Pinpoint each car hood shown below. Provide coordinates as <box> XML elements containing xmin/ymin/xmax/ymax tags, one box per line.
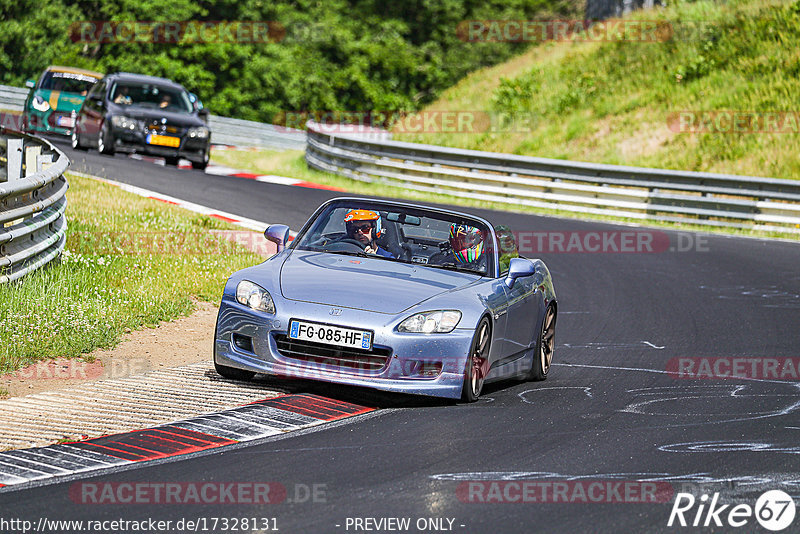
<box><xmin>110</xmin><ymin>106</ymin><xmax>204</xmax><ymax>127</ymax></box>
<box><xmin>279</xmin><ymin>250</ymin><xmax>479</xmax><ymax>314</ymax></box>
<box><xmin>33</xmin><ymin>89</ymin><xmax>86</xmax><ymax>112</ymax></box>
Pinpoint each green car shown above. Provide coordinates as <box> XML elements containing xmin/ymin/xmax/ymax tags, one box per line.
<box><xmin>24</xmin><ymin>66</ymin><xmax>104</xmax><ymax>136</ymax></box>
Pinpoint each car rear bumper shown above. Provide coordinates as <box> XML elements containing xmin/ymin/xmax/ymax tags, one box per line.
<box><xmin>213</xmin><ymin>299</ymin><xmax>474</xmax><ymax>399</ymax></box>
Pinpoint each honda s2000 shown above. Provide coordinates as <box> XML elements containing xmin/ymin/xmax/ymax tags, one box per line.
<box><xmin>214</xmin><ymin>197</ymin><xmax>557</xmax><ymax>402</ymax></box>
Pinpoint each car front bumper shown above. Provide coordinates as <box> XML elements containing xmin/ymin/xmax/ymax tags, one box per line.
<box><xmin>112</xmin><ymin>128</ymin><xmax>209</xmax><ymax>163</ymax></box>
<box><xmin>214</xmin><ymin>298</ymin><xmax>475</xmax><ymax>399</ymax></box>
<box><xmin>25</xmin><ymin>110</ymin><xmax>73</xmax><ymax>136</ymax></box>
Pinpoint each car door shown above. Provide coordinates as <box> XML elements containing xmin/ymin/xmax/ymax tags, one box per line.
<box><xmin>476</xmin><ymin>278</ymin><xmax>510</xmax><ymax>371</ymax></box>
<box><xmin>78</xmin><ymin>80</ymin><xmax>105</xmax><ymax>141</ymax></box>
<box><xmin>495</xmin><ymin>225</ymin><xmax>540</xmax><ymax>364</ymax></box>
<box><xmin>501</xmin><ymin>269</ymin><xmax>540</xmax><ymax>359</ymax></box>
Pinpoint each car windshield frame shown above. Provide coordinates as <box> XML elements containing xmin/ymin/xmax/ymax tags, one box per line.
<box><xmin>38</xmin><ymin>71</ymin><xmax>99</xmax><ymax>95</ymax></box>
<box><xmin>109</xmin><ymin>81</ymin><xmax>194</xmax><ymax>114</ymax></box>
<box><xmin>290</xmin><ymin>199</ymin><xmax>499</xmax><ymax>278</ymax></box>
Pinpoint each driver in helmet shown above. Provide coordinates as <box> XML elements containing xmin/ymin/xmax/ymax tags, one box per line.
<box><xmin>344</xmin><ymin>209</ymin><xmax>395</xmax><ymax>258</ymax></box>
<box><xmin>448</xmin><ymin>223</ymin><xmax>486</xmax><ymax>271</ymax></box>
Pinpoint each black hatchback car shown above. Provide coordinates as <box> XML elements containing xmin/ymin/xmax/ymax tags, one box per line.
<box><xmin>72</xmin><ymin>72</ymin><xmax>211</xmax><ymax>169</ymax></box>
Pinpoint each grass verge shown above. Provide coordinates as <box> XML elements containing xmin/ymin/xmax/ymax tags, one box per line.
<box><xmin>0</xmin><ymin>173</ymin><xmax>262</xmax><ymax>375</ymax></box>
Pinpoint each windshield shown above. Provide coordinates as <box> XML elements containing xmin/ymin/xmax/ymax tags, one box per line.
<box><xmin>109</xmin><ymin>82</ymin><xmax>193</xmax><ymax>113</ymax></box>
<box><xmin>39</xmin><ymin>71</ymin><xmax>98</xmax><ymax>95</ymax></box>
<box><xmin>292</xmin><ymin>201</ymin><xmax>494</xmax><ymax>276</ymax></box>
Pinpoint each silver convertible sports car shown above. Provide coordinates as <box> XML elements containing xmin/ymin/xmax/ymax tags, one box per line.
<box><xmin>214</xmin><ymin>197</ymin><xmax>557</xmax><ymax>402</ymax></box>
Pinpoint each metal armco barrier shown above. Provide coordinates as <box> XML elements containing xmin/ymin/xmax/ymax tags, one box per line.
<box><xmin>207</xmin><ymin>114</ymin><xmax>305</xmax><ymax>150</ymax></box>
<box><xmin>0</xmin><ymin>84</ymin><xmax>28</xmax><ymax>112</ymax></box>
<box><xmin>0</xmin><ymin>129</ymin><xmax>69</xmax><ymax>283</ymax></box>
<box><xmin>305</xmin><ymin>121</ymin><xmax>800</xmax><ymax>233</ymax></box>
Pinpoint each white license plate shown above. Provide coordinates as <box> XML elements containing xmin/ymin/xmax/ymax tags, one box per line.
<box><xmin>57</xmin><ymin>116</ymin><xmax>75</xmax><ymax>127</ymax></box>
<box><xmin>288</xmin><ymin>320</ymin><xmax>373</xmax><ymax>351</ymax></box>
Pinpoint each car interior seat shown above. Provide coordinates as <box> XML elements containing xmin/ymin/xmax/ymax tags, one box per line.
<box><xmin>375</xmin><ymin>220</ymin><xmax>407</xmax><ymax>259</ymax></box>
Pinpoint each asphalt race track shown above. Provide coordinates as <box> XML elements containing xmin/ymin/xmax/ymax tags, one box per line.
<box><xmin>2</xmin><ymin>141</ymin><xmax>799</xmax><ymax>532</ymax></box>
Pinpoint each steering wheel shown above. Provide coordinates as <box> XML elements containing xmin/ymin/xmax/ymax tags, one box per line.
<box><xmin>324</xmin><ymin>238</ymin><xmax>366</xmax><ymax>253</ymax></box>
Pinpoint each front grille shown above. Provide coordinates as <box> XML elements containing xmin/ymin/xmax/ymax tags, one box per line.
<box><xmin>273</xmin><ymin>334</ymin><xmax>391</xmax><ymax>372</ymax></box>
<box><xmin>146</xmin><ymin>122</ymin><xmax>184</xmax><ymax>135</ymax></box>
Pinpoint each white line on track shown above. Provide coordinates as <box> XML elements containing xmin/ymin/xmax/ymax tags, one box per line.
<box><xmin>68</xmin><ymin>171</ymin><xmax>272</xmax><ymax>231</ymax></box>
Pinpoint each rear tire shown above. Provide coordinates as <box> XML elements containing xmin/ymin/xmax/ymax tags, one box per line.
<box><xmin>71</xmin><ymin>130</ymin><xmax>87</xmax><ymax>151</ymax></box>
<box><xmin>164</xmin><ymin>155</ymin><xmax>180</xmax><ymax>166</ymax></box>
<box><xmin>461</xmin><ymin>317</ymin><xmax>491</xmax><ymax>402</ymax></box>
<box><xmin>214</xmin><ymin>360</ymin><xmax>255</xmax><ymax>381</ymax></box>
<box><xmin>528</xmin><ymin>305</ymin><xmax>556</xmax><ymax>381</ymax></box>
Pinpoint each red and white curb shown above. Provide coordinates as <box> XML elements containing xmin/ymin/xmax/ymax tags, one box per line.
<box><xmin>0</xmin><ymin>394</ymin><xmax>373</xmax><ymax>490</ymax></box>
<box><xmin>69</xmin><ymin>171</ymin><xmax>272</xmax><ymax>232</ymax></box>
<box><xmin>127</xmin><ymin>152</ymin><xmax>344</xmax><ymax>191</ymax></box>
<box><xmin>205</xmin><ymin>164</ymin><xmax>344</xmax><ymax>191</ymax></box>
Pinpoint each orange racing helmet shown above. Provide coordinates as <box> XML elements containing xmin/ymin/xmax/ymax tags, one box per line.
<box><xmin>344</xmin><ymin>209</ymin><xmax>383</xmax><ymax>238</ymax></box>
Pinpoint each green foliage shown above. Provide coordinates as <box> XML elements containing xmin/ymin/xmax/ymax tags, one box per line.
<box><xmin>0</xmin><ymin>0</ymin><xmax>582</xmax><ymax>121</ymax></box>
<box><xmin>408</xmin><ymin>0</ymin><xmax>800</xmax><ymax>179</ymax></box>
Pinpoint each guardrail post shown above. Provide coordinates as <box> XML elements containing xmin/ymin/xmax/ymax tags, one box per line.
<box><xmin>6</xmin><ymin>138</ymin><xmax>22</xmax><ymax>181</ymax></box>
<box><xmin>37</xmin><ymin>153</ymin><xmax>54</xmax><ymax>171</ymax></box>
<box><xmin>25</xmin><ymin>144</ymin><xmax>41</xmax><ymax>177</ymax></box>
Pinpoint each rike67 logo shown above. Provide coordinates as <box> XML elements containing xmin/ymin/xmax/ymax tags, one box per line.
<box><xmin>668</xmin><ymin>490</ymin><xmax>796</xmax><ymax>531</ymax></box>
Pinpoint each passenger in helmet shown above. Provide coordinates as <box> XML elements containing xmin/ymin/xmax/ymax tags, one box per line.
<box><xmin>344</xmin><ymin>209</ymin><xmax>395</xmax><ymax>258</ymax></box>
<box><xmin>449</xmin><ymin>223</ymin><xmax>486</xmax><ymax>270</ymax></box>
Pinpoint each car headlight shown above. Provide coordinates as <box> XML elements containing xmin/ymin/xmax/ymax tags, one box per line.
<box><xmin>32</xmin><ymin>95</ymin><xmax>50</xmax><ymax>112</ymax></box>
<box><xmin>111</xmin><ymin>115</ymin><xmax>140</xmax><ymax>130</ymax></box>
<box><xmin>398</xmin><ymin>310</ymin><xmax>461</xmax><ymax>333</ymax></box>
<box><xmin>188</xmin><ymin>126</ymin><xmax>209</xmax><ymax>139</ymax></box>
<box><xmin>236</xmin><ymin>280</ymin><xmax>275</xmax><ymax>314</ymax></box>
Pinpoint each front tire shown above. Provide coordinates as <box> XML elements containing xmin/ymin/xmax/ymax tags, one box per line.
<box><xmin>98</xmin><ymin>123</ymin><xmax>114</xmax><ymax>155</ymax></box>
<box><xmin>214</xmin><ymin>360</ymin><xmax>255</xmax><ymax>381</ymax></box>
<box><xmin>528</xmin><ymin>305</ymin><xmax>556</xmax><ymax>381</ymax></box>
<box><xmin>461</xmin><ymin>317</ymin><xmax>491</xmax><ymax>402</ymax></box>
<box><xmin>191</xmin><ymin>150</ymin><xmax>209</xmax><ymax>170</ymax></box>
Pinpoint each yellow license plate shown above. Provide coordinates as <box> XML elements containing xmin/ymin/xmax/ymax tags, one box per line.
<box><xmin>148</xmin><ymin>134</ymin><xmax>180</xmax><ymax>148</ymax></box>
